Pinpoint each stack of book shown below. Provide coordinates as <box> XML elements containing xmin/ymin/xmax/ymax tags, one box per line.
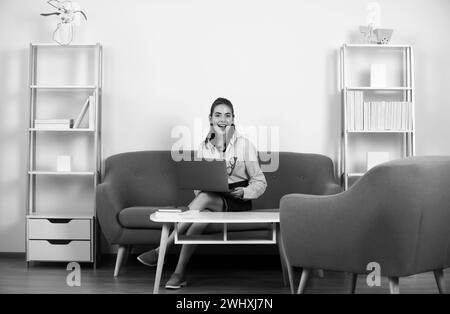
<box><xmin>34</xmin><ymin>119</ymin><xmax>74</xmax><ymax>129</ymax></box>
<box><xmin>346</xmin><ymin>91</ymin><xmax>413</xmax><ymax>131</ymax></box>
<box><xmin>364</xmin><ymin>101</ymin><xmax>413</xmax><ymax>131</ymax></box>
<box><xmin>346</xmin><ymin>91</ymin><xmax>364</xmax><ymax>130</ymax></box>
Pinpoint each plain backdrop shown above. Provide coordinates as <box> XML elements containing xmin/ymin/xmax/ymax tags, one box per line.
<box><xmin>0</xmin><ymin>0</ymin><xmax>450</xmax><ymax>252</ymax></box>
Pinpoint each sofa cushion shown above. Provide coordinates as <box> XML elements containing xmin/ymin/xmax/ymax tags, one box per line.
<box><xmin>119</xmin><ymin>207</ymin><xmax>162</xmax><ymax>229</ymax></box>
<box><xmin>118</xmin><ymin>207</ymin><xmax>278</xmax><ymax>232</ymax></box>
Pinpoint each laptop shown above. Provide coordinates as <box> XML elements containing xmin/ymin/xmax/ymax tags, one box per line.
<box><xmin>176</xmin><ymin>160</ymin><xmax>229</xmax><ymax>192</ymax></box>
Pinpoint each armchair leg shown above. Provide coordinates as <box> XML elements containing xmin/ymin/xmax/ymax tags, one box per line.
<box><xmin>276</xmin><ymin>230</ymin><xmax>288</xmax><ymax>287</ymax></box>
<box><xmin>297</xmin><ymin>268</ymin><xmax>311</xmax><ymax>294</ymax></box>
<box><xmin>433</xmin><ymin>269</ymin><xmax>446</xmax><ymax>294</ymax></box>
<box><xmin>388</xmin><ymin>277</ymin><xmax>400</xmax><ymax>294</ymax></box>
<box><xmin>350</xmin><ymin>273</ymin><xmax>357</xmax><ymax>294</ymax></box>
<box><xmin>286</xmin><ymin>264</ymin><xmax>295</xmax><ymax>294</ymax></box>
<box><xmin>114</xmin><ymin>245</ymin><xmax>126</xmax><ymax>277</ymax></box>
<box><xmin>276</xmin><ymin>225</ymin><xmax>294</xmax><ymax>293</ymax></box>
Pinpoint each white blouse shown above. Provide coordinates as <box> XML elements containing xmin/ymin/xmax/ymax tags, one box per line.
<box><xmin>196</xmin><ymin>131</ymin><xmax>267</xmax><ymax>200</ymax></box>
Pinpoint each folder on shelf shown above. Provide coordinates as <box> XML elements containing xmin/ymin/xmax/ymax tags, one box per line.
<box><xmin>73</xmin><ymin>97</ymin><xmax>90</xmax><ymax>128</ymax></box>
<box><xmin>88</xmin><ymin>94</ymin><xmax>95</xmax><ymax>129</ymax></box>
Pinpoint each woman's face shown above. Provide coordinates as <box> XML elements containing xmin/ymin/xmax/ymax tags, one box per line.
<box><xmin>210</xmin><ymin>104</ymin><xmax>234</xmax><ymax>134</ymax></box>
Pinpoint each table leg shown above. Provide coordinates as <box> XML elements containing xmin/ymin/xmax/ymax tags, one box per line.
<box><xmin>153</xmin><ymin>223</ymin><xmax>170</xmax><ymax>294</ymax></box>
<box><xmin>277</xmin><ymin>224</ymin><xmax>295</xmax><ymax>294</ymax></box>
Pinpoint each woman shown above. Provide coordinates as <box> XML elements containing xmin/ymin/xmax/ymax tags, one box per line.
<box><xmin>137</xmin><ymin>97</ymin><xmax>267</xmax><ymax>289</ymax></box>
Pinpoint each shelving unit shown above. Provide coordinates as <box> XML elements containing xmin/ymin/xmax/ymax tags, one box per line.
<box><xmin>26</xmin><ymin>43</ymin><xmax>102</xmax><ymax>266</ymax></box>
<box><xmin>340</xmin><ymin>44</ymin><xmax>415</xmax><ymax>189</ymax></box>
<box><xmin>346</xmin><ymin>87</ymin><xmax>412</xmax><ymax>91</ymax></box>
<box><xmin>30</xmin><ymin>85</ymin><xmax>97</xmax><ymax>89</ymax></box>
<box><xmin>28</xmin><ymin>171</ymin><xmax>96</xmax><ymax>176</ymax></box>
<box><xmin>29</xmin><ymin>128</ymin><xmax>95</xmax><ymax>132</ymax></box>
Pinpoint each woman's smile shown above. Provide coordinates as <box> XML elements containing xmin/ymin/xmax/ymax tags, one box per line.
<box><xmin>210</xmin><ymin>104</ymin><xmax>234</xmax><ymax>134</ymax></box>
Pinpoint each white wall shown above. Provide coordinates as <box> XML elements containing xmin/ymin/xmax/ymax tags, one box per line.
<box><xmin>1</xmin><ymin>0</ymin><xmax>450</xmax><ymax>252</ymax></box>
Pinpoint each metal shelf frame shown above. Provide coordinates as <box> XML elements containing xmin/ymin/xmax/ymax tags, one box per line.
<box><xmin>340</xmin><ymin>44</ymin><xmax>415</xmax><ymax>190</ymax></box>
<box><xmin>26</xmin><ymin>42</ymin><xmax>103</xmax><ymax>266</ymax></box>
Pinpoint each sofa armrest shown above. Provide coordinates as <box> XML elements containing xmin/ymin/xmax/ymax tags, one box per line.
<box><xmin>308</xmin><ymin>157</ymin><xmax>341</xmax><ymax>195</ymax></box>
<box><xmin>96</xmin><ymin>182</ymin><xmax>127</xmax><ymax>245</ymax></box>
<box><xmin>321</xmin><ymin>182</ymin><xmax>343</xmax><ymax>195</ymax></box>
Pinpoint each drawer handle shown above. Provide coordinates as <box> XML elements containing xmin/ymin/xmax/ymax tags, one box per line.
<box><xmin>47</xmin><ymin>240</ymin><xmax>72</xmax><ymax>245</ymax></box>
<box><xmin>47</xmin><ymin>219</ymin><xmax>72</xmax><ymax>224</ymax></box>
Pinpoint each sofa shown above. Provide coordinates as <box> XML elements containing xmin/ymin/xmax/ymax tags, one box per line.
<box><xmin>280</xmin><ymin>156</ymin><xmax>450</xmax><ymax>294</ymax></box>
<box><xmin>96</xmin><ymin>150</ymin><xmax>341</xmax><ymax>276</ymax></box>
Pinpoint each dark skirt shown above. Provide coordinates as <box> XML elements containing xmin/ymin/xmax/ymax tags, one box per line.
<box><xmin>220</xmin><ymin>180</ymin><xmax>252</xmax><ymax>212</ymax></box>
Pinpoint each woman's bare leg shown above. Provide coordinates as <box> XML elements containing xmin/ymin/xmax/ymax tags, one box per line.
<box><xmin>153</xmin><ymin>192</ymin><xmax>222</xmax><ymax>253</ymax></box>
<box><xmin>172</xmin><ymin>192</ymin><xmax>224</xmax><ymax>275</ymax></box>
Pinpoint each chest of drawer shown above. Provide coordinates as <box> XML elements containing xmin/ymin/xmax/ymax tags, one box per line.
<box><xmin>27</xmin><ymin>218</ymin><xmax>91</xmax><ymax>240</ymax></box>
<box><xmin>27</xmin><ymin>240</ymin><xmax>91</xmax><ymax>262</ymax></box>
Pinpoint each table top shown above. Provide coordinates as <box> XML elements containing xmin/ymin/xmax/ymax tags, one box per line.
<box><xmin>150</xmin><ymin>210</ymin><xmax>279</xmax><ymax>223</ymax></box>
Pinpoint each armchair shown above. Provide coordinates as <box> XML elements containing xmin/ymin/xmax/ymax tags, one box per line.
<box><xmin>280</xmin><ymin>156</ymin><xmax>450</xmax><ymax>294</ymax></box>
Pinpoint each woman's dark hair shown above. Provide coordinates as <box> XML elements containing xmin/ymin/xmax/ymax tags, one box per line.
<box><xmin>209</xmin><ymin>97</ymin><xmax>234</xmax><ymax>117</ymax></box>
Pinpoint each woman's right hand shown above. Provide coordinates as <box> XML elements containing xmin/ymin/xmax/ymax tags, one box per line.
<box><xmin>229</xmin><ymin>187</ymin><xmax>244</xmax><ymax>199</ymax></box>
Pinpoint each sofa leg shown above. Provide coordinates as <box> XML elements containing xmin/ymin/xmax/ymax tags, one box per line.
<box><xmin>297</xmin><ymin>268</ymin><xmax>311</xmax><ymax>294</ymax></box>
<box><xmin>114</xmin><ymin>245</ymin><xmax>126</xmax><ymax>277</ymax></box>
<box><xmin>433</xmin><ymin>269</ymin><xmax>446</xmax><ymax>294</ymax></box>
<box><xmin>388</xmin><ymin>277</ymin><xmax>400</xmax><ymax>294</ymax></box>
<box><xmin>317</xmin><ymin>269</ymin><xmax>325</xmax><ymax>278</ymax></box>
<box><xmin>123</xmin><ymin>245</ymin><xmax>132</xmax><ymax>266</ymax></box>
<box><xmin>350</xmin><ymin>273</ymin><xmax>357</xmax><ymax>294</ymax></box>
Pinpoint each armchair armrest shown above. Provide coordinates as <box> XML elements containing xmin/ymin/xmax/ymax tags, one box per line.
<box><xmin>279</xmin><ymin>192</ymin><xmax>369</xmax><ymax>274</ymax></box>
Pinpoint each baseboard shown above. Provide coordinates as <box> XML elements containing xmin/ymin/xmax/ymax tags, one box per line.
<box><xmin>0</xmin><ymin>247</ymin><xmax>277</xmax><ymax>260</ymax></box>
<box><xmin>0</xmin><ymin>252</ymin><xmax>26</xmax><ymax>258</ymax></box>
<box><xmin>99</xmin><ymin>252</ymin><xmax>282</xmax><ymax>268</ymax></box>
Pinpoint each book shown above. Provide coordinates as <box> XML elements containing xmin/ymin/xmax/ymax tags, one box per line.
<box><xmin>88</xmin><ymin>94</ymin><xmax>95</xmax><ymax>129</ymax></box>
<box><xmin>73</xmin><ymin>97</ymin><xmax>90</xmax><ymax>128</ymax></box>
<box><xmin>408</xmin><ymin>102</ymin><xmax>413</xmax><ymax>130</ymax></box>
<box><xmin>346</xmin><ymin>91</ymin><xmax>355</xmax><ymax>131</ymax></box>
<box><xmin>363</xmin><ymin>101</ymin><xmax>369</xmax><ymax>130</ymax></box>
<box><xmin>35</xmin><ymin>119</ymin><xmax>73</xmax><ymax>124</ymax></box>
<box><xmin>153</xmin><ymin>206</ymin><xmax>190</xmax><ymax>219</ymax></box>
<box><xmin>157</xmin><ymin>206</ymin><xmax>189</xmax><ymax>213</ymax></box>
<box><xmin>35</xmin><ymin>119</ymin><xmax>73</xmax><ymax>129</ymax></box>
<box><xmin>357</xmin><ymin>91</ymin><xmax>364</xmax><ymax>130</ymax></box>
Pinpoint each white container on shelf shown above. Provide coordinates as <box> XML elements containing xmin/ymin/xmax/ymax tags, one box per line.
<box><xmin>370</xmin><ymin>64</ymin><xmax>387</xmax><ymax>87</ymax></box>
<box><xmin>57</xmin><ymin>155</ymin><xmax>71</xmax><ymax>172</ymax></box>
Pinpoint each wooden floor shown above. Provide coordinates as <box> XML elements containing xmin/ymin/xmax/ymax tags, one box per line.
<box><xmin>0</xmin><ymin>254</ymin><xmax>448</xmax><ymax>294</ymax></box>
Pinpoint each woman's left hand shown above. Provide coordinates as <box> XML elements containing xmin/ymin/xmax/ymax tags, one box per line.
<box><xmin>229</xmin><ymin>187</ymin><xmax>244</xmax><ymax>199</ymax></box>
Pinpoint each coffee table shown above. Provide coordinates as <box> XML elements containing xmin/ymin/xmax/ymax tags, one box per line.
<box><xmin>150</xmin><ymin>210</ymin><xmax>294</xmax><ymax>294</ymax></box>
